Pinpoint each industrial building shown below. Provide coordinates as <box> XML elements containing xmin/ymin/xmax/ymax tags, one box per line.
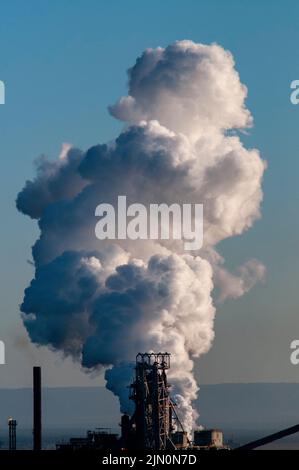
<box><xmin>56</xmin><ymin>430</ymin><xmax>120</xmax><ymax>451</ymax></box>
<box><xmin>56</xmin><ymin>352</ymin><xmax>227</xmax><ymax>451</ymax></box>
<box><xmin>194</xmin><ymin>429</ymin><xmax>224</xmax><ymax>449</ymax></box>
<box><xmin>4</xmin><ymin>354</ymin><xmax>299</xmax><ymax>452</ymax></box>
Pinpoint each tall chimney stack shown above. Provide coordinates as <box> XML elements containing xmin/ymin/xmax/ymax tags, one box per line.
<box><xmin>33</xmin><ymin>366</ymin><xmax>42</xmax><ymax>450</ymax></box>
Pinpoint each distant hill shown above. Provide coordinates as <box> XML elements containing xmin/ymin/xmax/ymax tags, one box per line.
<box><xmin>198</xmin><ymin>383</ymin><xmax>299</xmax><ymax>430</ymax></box>
<box><xmin>0</xmin><ymin>383</ymin><xmax>299</xmax><ymax>433</ymax></box>
<box><xmin>0</xmin><ymin>386</ymin><xmax>119</xmax><ymax>429</ymax></box>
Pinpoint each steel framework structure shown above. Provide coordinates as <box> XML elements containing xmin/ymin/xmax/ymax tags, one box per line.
<box><xmin>8</xmin><ymin>418</ymin><xmax>17</xmax><ymax>450</ymax></box>
<box><xmin>130</xmin><ymin>353</ymin><xmax>186</xmax><ymax>450</ymax></box>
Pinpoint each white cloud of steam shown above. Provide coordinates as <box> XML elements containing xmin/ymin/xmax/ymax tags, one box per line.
<box><xmin>16</xmin><ymin>145</ymin><xmax>86</xmax><ymax>219</ymax></box>
<box><xmin>17</xmin><ymin>40</ymin><xmax>266</xmax><ymax>433</ymax></box>
<box><xmin>214</xmin><ymin>258</ymin><xmax>266</xmax><ymax>303</ymax></box>
<box><xmin>109</xmin><ymin>41</ymin><xmax>252</xmax><ymax>139</ymax></box>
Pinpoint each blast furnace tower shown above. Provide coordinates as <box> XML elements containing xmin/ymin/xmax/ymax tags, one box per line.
<box><xmin>122</xmin><ymin>352</ymin><xmax>187</xmax><ymax>451</ymax></box>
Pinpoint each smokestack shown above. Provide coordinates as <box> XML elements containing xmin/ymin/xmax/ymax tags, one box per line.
<box><xmin>33</xmin><ymin>366</ymin><xmax>42</xmax><ymax>450</ymax></box>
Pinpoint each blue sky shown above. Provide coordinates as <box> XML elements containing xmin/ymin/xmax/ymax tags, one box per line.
<box><xmin>0</xmin><ymin>0</ymin><xmax>299</xmax><ymax>387</ymax></box>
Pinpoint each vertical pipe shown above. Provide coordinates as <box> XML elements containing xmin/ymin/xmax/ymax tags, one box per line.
<box><xmin>33</xmin><ymin>366</ymin><xmax>42</xmax><ymax>450</ymax></box>
<box><xmin>152</xmin><ymin>363</ymin><xmax>160</xmax><ymax>450</ymax></box>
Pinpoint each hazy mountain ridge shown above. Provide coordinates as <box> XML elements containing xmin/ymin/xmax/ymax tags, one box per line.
<box><xmin>0</xmin><ymin>383</ymin><xmax>298</xmax><ymax>431</ymax></box>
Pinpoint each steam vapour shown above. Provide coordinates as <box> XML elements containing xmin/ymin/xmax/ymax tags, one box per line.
<box><xmin>17</xmin><ymin>41</ymin><xmax>265</xmax><ymax>432</ymax></box>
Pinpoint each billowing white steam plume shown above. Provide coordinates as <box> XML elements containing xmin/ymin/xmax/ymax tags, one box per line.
<box><xmin>17</xmin><ymin>41</ymin><xmax>266</xmax><ymax>432</ymax></box>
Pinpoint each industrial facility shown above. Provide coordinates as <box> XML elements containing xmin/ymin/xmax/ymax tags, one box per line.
<box><xmin>57</xmin><ymin>352</ymin><xmax>226</xmax><ymax>451</ymax></box>
<box><xmin>4</xmin><ymin>352</ymin><xmax>299</xmax><ymax>452</ymax></box>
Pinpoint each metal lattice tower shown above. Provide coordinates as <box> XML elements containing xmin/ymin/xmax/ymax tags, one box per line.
<box><xmin>130</xmin><ymin>353</ymin><xmax>179</xmax><ymax>450</ymax></box>
<box><xmin>8</xmin><ymin>418</ymin><xmax>17</xmax><ymax>450</ymax></box>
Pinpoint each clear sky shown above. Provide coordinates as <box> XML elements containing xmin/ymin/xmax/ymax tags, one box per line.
<box><xmin>0</xmin><ymin>0</ymin><xmax>299</xmax><ymax>387</ymax></box>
